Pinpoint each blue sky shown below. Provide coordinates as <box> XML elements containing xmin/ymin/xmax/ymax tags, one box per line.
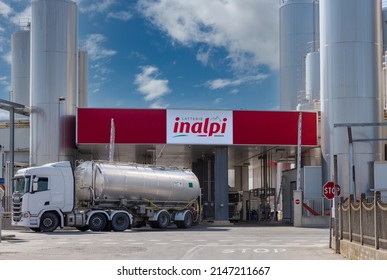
<box><xmin>0</xmin><ymin>0</ymin><xmax>279</xmax><ymax>118</ymax></box>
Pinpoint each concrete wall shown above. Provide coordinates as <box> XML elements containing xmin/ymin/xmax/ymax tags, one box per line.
<box><xmin>301</xmin><ymin>216</ymin><xmax>329</xmax><ymax>228</ymax></box>
<box><xmin>339</xmin><ymin>240</ymin><xmax>387</xmax><ymax>260</ymax></box>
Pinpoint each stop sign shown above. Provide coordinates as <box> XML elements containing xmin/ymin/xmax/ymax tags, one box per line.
<box><xmin>323</xmin><ymin>181</ymin><xmax>341</xmax><ymax>200</ymax></box>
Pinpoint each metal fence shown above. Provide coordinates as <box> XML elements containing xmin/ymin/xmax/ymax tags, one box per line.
<box><xmin>303</xmin><ymin>197</ymin><xmax>331</xmax><ymax>216</ymax></box>
<box><xmin>338</xmin><ymin>192</ymin><xmax>387</xmax><ymax>250</ymax></box>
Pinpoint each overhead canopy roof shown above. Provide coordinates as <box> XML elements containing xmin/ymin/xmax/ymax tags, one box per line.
<box><xmin>76</xmin><ymin>108</ymin><xmax>318</xmax><ymax>169</ymax></box>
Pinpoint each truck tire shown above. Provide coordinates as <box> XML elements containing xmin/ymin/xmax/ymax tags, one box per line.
<box><xmin>177</xmin><ymin>211</ymin><xmax>193</xmax><ymax>229</ymax></box>
<box><xmin>111</xmin><ymin>213</ymin><xmax>130</xmax><ymax>232</ymax></box>
<box><xmin>88</xmin><ymin>213</ymin><xmax>107</xmax><ymax>231</ymax></box>
<box><xmin>76</xmin><ymin>225</ymin><xmax>89</xmax><ymax>232</ymax></box>
<box><xmin>157</xmin><ymin>210</ymin><xmax>170</xmax><ymax>229</ymax></box>
<box><xmin>39</xmin><ymin>212</ymin><xmax>59</xmax><ymax>232</ymax></box>
<box><xmin>149</xmin><ymin>221</ymin><xmax>159</xmax><ymax>228</ymax></box>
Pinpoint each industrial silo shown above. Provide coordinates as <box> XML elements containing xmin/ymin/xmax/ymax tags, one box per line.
<box><xmin>280</xmin><ymin>0</ymin><xmax>319</xmax><ymax>110</ymax></box>
<box><xmin>383</xmin><ymin>2</ymin><xmax>387</xmax><ymax>109</ymax></box>
<box><xmin>304</xmin><ymin>51</ymin><xmax>320</xmax><ymax>110</ymax></box>
<box><xmin>78</xmin><ymin>50</ymin><xmax>88</xmax><ymax>108</ymax></box>
<box><xmin>320</xmin><ymin>0</ymin><xmax>383</xmax><ymax>197</ymax></box>
<box><xmin>383</xmin><ymin>2</ymin><xmax>387</xmax><ymax>53</ymax></box>
<box><xmin>11</xmin><ymin>28</ymin><xmax>30</xmax><ymax>107</ymax></box>
<box><xmin>30</xmin><ymin>0</ymin><xmax>78</xmax><ymax>166</ymax></box>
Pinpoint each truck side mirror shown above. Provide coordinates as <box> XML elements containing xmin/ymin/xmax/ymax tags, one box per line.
<box><xmin>32</xmin><ymin>177</ymin><xmax>39</xmax><ymax>192</ymax></box>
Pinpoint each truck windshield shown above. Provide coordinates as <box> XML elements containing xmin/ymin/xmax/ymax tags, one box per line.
<box><xmin>13</xmin><ymin>176</ymin><xmax>31</xmax><ymax>194</ymax></box>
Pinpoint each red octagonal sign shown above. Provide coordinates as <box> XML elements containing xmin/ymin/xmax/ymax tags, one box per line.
<box><xmin>323</xmin><ymin>181</ymin><xmax>341</xmax><ymax>200</ymax></box>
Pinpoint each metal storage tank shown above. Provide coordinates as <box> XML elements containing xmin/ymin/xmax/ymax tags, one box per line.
<box><xmin>305</xmin><ymin>51</ymin><xmax>320</xmax><ymax>103</ymax></box>
<box><xmin>383</xmin><ymin>2</ymin><xmax>387</xmax><ymax>53</ymax></box>
<box><xmin>280</xmin><ymin>0</ymin><xmax>319</xmax><ymax>110</ymax></box>
<box><xmin>11</xmin><ymin>29</ymin><xmax>30</xmax><ymax>106</ymax></box>
<box><xmin>383</xmin><ymin>2</ymin><xmax>387</xmax><ymax>109</ymax></box>
<box><xmin>320</xmin><ymin>0</ymin><xmax>383</xmax><ymax>197</ymax></box>
<box><xmin>78</xmin><ymin>50</ymin><xmax>88</xmax><ymax>108</ymax></box>
<box><xmin>74</xmin><ymin>161</ymin><xmax>201</xmax><ymax>204</ymax></box>
<box><xmin>30</xmin><ymin>0</ymin><xmax>78</xmax><ymax>166</ymax></box>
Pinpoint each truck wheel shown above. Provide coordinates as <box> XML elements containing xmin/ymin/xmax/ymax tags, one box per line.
<box><xmin>157</xmin><ymin>211</ymin><xmax>170</xmax><ymax>229</ymax></box>
<box><xmin>177</xmin><ymin>211</ymin><xmax>193</xmax><ymax>229</ymax></box>
<box><xmin>182</xmin><ymin>211</ymin><xmax>193</xmax><ymax>228</ymax></box>
<box><xmin>88</xmin><ymin>213</ymin><xmax>107</xmax><ymax>231</ymax></box>
<box><xmin>75</xmin><ymin>225</ymin><xmax>89</xmax><ymax>232</ymax></box>
<box><xmin>149</xmin><ymin>221</ymin><xmax>159</xmax><ymax>228</ymax></box>
<box><xmin>111</xmin><ymin>213</ymin><xmax>130</xmax><ymax>231</ymax></box>
<box><xmin>39</xmin><ymin>212</ymin><xmax>59</xmax><ymax>232</ymax></box>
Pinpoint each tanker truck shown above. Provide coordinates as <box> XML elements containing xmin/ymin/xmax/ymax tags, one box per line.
<box><xmin>11</xmin><ymin>161</ymin><xmax>201</xmax><ymax>232</ymax></box>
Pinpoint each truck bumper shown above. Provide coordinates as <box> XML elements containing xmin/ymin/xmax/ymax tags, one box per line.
<box><xmin>12</xmin><ymin>216</ymin><xmax>39</xmax><ymax>228</ymax></box>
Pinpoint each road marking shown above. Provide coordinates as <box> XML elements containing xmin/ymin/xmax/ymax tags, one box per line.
<box><xmin>104</xmin><ymin>242</ymin><xmax>118</xmax><ymax>245</ymax></box>
<box><xmin>182</xmin><ymin>244</ymin><xmax>289</xmax><ymax>259</ymax></box>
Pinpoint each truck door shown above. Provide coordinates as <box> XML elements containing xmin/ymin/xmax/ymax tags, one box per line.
<box><xmin>27</xmin><ymin>177</ymin><xmax>51</xmax><ymax>215</ymax></box>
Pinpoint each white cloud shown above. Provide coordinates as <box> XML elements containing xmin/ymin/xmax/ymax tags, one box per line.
<box><xmin>196</xmin><ymin>47</ymin><xmax>211</xmax><ymax>66</ymax></box>
<box><xmin>3</xmin><ymin>50</ymin><xmax>11</xmax><ymax>65</ymax></box>
<box><xmin>0</xmin><ymin>75</ymin><xmax>7</xmax><ymax>85</ymax></box>
<box><xmin>107</xmin><ymin>11</ymin><xmax>132</xmax><ymax>21</ymax></box>
<box><xmin>0</xmin><ymin>75</ymin><xmax>10</xmax><ymax>92</ymax></box>
<box><xmin>10</xmin><ymin>6</ymin><xmax>31</xmax><ymax>26</ymax></box>
<box><xmin>82</xmin><ymin>34</ymin><xmax>116</xmax><ymax>61</ymax></box>
<box><xmin>76</xmin><ymin>0</ymin><xmax>115</xmax><ymax>14</ymax></box>
<box><xmin>150</xmin><ymin>100</ymin><xmax>169</xmax><ymax>109</ymax></box>
<box><xmin>0</xmin><ymin>109</ymin><xmax>9</xmax><ymax>120</ymax></box>
<box><xmin>0</xmin><ymin>1</ymin><xmax>13</xmax><ymax>18</ymax></box>
<box><xmin>81</xmin><ymin>34</ymin><xmax>116</xmax><ymax>93</ymax></box>
<box><xmin>138</xmin><ymin>0</ymin><xmax>279</xmax><ymax>71</ymax></box>
<box><xmin>205</xmin><ymin>73</ymin><xmax>269</xmax><ymax>90</ymax></box>
<box><xmin>214</xmin><ymin>98</ymin><xmax>222</xmax><ymax>104</ymax></box>
<box><xmin>134</xmin><ymin>66</ymin><xmax>171</xmax><ymax>101</ymax></box>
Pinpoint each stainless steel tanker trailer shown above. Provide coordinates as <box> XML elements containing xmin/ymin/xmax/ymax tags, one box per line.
<box><xmin>11</xmin><ymin>161</ymin><xmax>201</xmax><ymax>232</ymax></box>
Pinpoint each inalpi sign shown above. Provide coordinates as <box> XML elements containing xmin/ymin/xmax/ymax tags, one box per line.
<box><xmin>167</xmin><ymin>109</ymin><xmax>233</xmax><ymax>144</ymax></box>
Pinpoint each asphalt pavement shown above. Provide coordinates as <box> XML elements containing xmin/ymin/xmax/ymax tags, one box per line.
<box><xmin>0</xmin><ymin>223</ymin><xmax>345</xmax><ymax>260</ymax></box>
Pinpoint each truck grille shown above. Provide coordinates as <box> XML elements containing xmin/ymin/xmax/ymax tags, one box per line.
<box><xmin>12</xmin><ymin>194</ymin><xmax>22</xmax><ymax>222</ymax></box>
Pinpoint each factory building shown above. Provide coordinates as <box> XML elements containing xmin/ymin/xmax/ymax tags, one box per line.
<box><xmin>2</xmin><ymin>0</ymin><xmax>387</xmax><ymax>226</ymax></box>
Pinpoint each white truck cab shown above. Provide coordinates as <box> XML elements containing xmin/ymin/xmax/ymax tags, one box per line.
<box><xmin>12</xmin><ymin>161</ymin><xmax>74</xmax><ymax>231</ymax></box>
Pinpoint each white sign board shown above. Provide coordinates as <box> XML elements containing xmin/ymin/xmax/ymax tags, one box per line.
<box><xmin>167</xmin><ymin>109</ymin><xmax>233</xmax><ymax>144</ymax></box>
